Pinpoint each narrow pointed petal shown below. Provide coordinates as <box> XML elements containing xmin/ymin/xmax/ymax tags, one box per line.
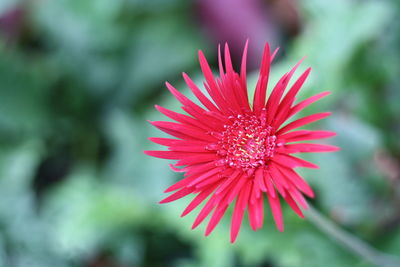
<box><xmin>289</xmin><ymin>189</ymin><xmax>309</xmax><ymax>209</ymax></box>
<box><xmin>279</xmin><ymin>143</ymin><xmax>340</xmax><ymax>153</ymax></box>
<box><xmin>240</xmin><ymin>40</ymin><xmax>249</xmax><ymax>90</ymax></box>
<box><xmin>266</xmin><ymin>58</ymin><xmax>305</xmax><ymax>124</ymax></box>
<box><xmin>226</xmin><ymin>176</ymin><xmax>248</xmax><ymax>204</ymax></box>
<box><xmin>183</xmin><ymin>73</ymin><xmax>220</xmax><ymax>112</ymax></box>
<box><xmin>165</xmin><ymin>82</ymin><xmax>207</xmax><ymax>116</ymax></box>
<box><xmin>230</xmin><ymin>181</ymin><xmax>252</xmax><ymax>243</ymax></box>
<box><xmin>270</xmin><ymin>47</ymin><xmax>280</xmax><ymax>62</ymax></box>
<box><xmin>255</xmin><ymin>168</ymin><xmax>267</xmax><ymax>192</ymax></box>
<box><xmin>205</xmin><ymin>203</ymin><xmax>229</xmax><ymax>236</ymax></box>
<box><xmin>181</xmin><ymin>184</ymin><xmax>217</xmax><ymax>217</ymax></box>
<box><xmin>279</xmin><ymin>130</ymin><xmax>336</xmax><ymax>142</ymax></box>
<box><xmin>224</xmin><ymin>43</ymin><xmax>235</xmax><ymax>77</ymax></box>
<box><xmin>288</xmin><ymin>91</ymin><xmax>331</xmax><ymax>119</ymax></box>
<box><xmin>192</xmin><ymin>195</ymin><xmax>218</xmax><ymax>229</ymax></box>
<box><xmin>164</xmin><ymin>175</ymin><xmax>194</xmax><ymax>193</ymax></box>
<box><xmin>284</xmin><ymin>193</ymin><xmax>304</xmax><ymax>218</ymax></box>
<box><xmin>160</xmin><ymin>187</ymin><xmax>194</xmax><ymax>204</ymax></box>
<box><xmin>198</xmin><ymin>51</ymin><xmax>231</xmax><ymax>112</ymax></box>
<box><xmin>144</xmin><ymin>150</ymin><xmax>191</xmax><ymax>160</ymax></box>
<box><xmin>272</xmin><ymin>154</ymin><xmax>319</xmax><ymax>169</ymax></box>
<box><xmin>276</xmin><ymin>166</ymin><xmax>314</xmax><ymax>198</ymax></box>
<box><xmin>253</xmin><ymin>43</ymin><xmax>271</xmax><ymax>114</ymax></box>
<box><xmin>155</xmin><ymin>105</ymin><xmax>210</xmax><ymax>131</ymax></box>
<box><xmin>264</xmin><ymin>171</ymin><xmax>276</xmax><ymax>198</ymax></box>
<box><xmin>248</xmin><ymin>192</ymin><xmax>264</xmax><ymax>231</ymax></box>
<box><xmin>215</xmin><ymin>170</ymin><xmax>241</xmax><ymax>195</ymax></box>
<box><xmin>187</xmin><ymin>167</ymin><xmax>223</xmax><ymax>187</ymax></box>
<box><xmin>277</xmin><ymin>112</ymin><xmax>332</xmax><ymax>135</ymax></box>
<box><xmin>148</xmin><ymin>137</ymin><xmax>181</xmax><ymax>146</ymax></box>
<box><xmin>150</xmin><ymin>120</ymin><xmax>215</xmax><ymax>142</ymax></box>
<box><xmin>267</xmin><ymin>190</ymin><xmax>283</xmax><ymax>232</ymax></box>
<box><xmin>273</xmin><ymin>68</ymin><xmax>311</xmax><ymax>128</ymax></box>
<box><xmin>218</xmin><ymin>44</ymin><xmax>225</xmax><ymax>79</ymax></box>
<box><xmin>176</xmin><ymin>154</ymin><xmax>219</xmax><ymax>166</ymax></box>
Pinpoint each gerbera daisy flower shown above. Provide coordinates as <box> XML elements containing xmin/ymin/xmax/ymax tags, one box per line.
<box><xmin>145</xmin><ymin>41</ymin><xmax>339</xmax><ymax>243</ymax></box>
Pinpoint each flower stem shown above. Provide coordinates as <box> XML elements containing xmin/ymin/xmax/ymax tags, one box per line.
<box><xmin>305</xmin><ymin>205</ymin><xmax>400</xmax><ymax>267</ymax></box>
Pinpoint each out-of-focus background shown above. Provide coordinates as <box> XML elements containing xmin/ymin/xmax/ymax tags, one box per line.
<box><xmin>0</xmin><ymin>0</ymin><xmax>399</xmax><ymax>266</ymax></box>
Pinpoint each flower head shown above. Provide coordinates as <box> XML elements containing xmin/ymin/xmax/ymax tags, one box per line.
<box><xmin>145</xmin><ymin>42</ymin><xmax>339</xmax><ymax>243</ymax></box>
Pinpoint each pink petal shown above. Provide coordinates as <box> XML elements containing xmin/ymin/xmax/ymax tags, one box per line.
<box><xmin>266</xmin><ymin>58</ymin><xmax>305</xmax><ymax>124</ymax></box>
<box><xmin>230</xmin><ymin>180</ymin><xmax>252</xmax><ymax>243</ymax></box>
<box><xmin>254</xmin><ymin>168</ymin><xmax>267</xmax><ymax>192</ymax></box>
<box><xmin>187</xmin><ymin>167</ymin><xmax>223</xmax><ymax>187</ymax></box>
<box><xmin>279</xmin><ymin>143</ymin><xmax>340</xmax><ymax>153</ymax></box>
<box><xmin>195</xmin><ymin>174</ymin><xmax>224</xmax><ymax>189</ymax></box>
<box><xmin>279</xmin><ymin>130</ymin><xmax>336</xmax><ymax>142</ymax></box>
<box><xmin>205</xmin><ymin>203</ymin><xmax>229</xmax><ymax>236</ymax></box>
<box><xmin>267</xmin><ymin>190</ymin><xmax>283</xmax><ymax>232</ymax></box>
<box><xmin>176</xmin><ymin>154</ymin><xmax>219</xmax><ymax>166</ymax></box>
<box><xmin>143</xmin><ymin>150</ymin><xmax>193</xmax><ymax>160</ymax></box>
<box><xmin>284</xmin><ymin>193</ymin><xmax>304</xmax><ymax>218</ymax></box>
<box><xmin>277</xmin><ymin>112</ymin><xmax>331</xmax><ymax>135</ymax></box>
<box><xmin>160</xmin><ymin>187</ymin><xmax>195</xmax><ymax>204</ymax></box>
<box><xmin>150</xmin><ymin>120</ymin><xmax>216</xmax><ymax>142</ymax></box>
<box><xmin>164</xmin><ymin>175</ymin><xmax>195</xmax><ymax>193</ymax></box>
<box><xmin>192</xmin><ymin>195</ymin><xmax>218</xmax><ymax>229</ymax></box>
<box><xmin>272</xmin><ymin>154</ymin><xmax>319</xmax><ymax>169</ymax></box>
<box><xmin>198</xmin><ymin>51</ymin><xmax>231</xmax><ymax>112</ymax></box>
<box><xmin>276</xmin><ymin>166</ymin><xmax>314</xmax><ymax>198</ymax></box>
<box><xmin>182</xmin><ymin>73</ymin><xmax>220</xmax><ymax>112</ymax></box>
<box><xmin>155</xmin><ymin>105</ymin><xmax>210</xmax><ymax>131</ymax></box>
<box><xmin>181</xmin><ymin>184</ymin><xmax>217</xmax><ymax>217</ymax></box>
<box><xmin>289</xmin><ymin>189</ymin><xmax>309</xmax><ymax>209</ymax></box>
<box><xmin>253</xmin><ymin>43</ymin><xmax>271</xmax><ymax>114</ymax></box>
<box><xmin>148</xmin><ymin>137</ymin><xmax>182</xmax><ymax>146</ymax></box>
<box><xmin>264</xmin><ymin>171</ymin><xmax>276</xmax><ymax>198</ymax></box>
<box><xmin>184</xmin><ymin>161</ymin><xmax>220</xmax><ymax>178</ymax></box>
<box><xmin>226</xmin><ymin>175</ymin><xmax>248</xmax><ymax>204</ymax></box>
<box><xmin>288</xmin><ymin>91</ymin><xmax>331</xmax><ymax>119</ymax></box>
<box><xmin>248</xmin><ymin>192</ymin><xmax>264</xmax><ymax>231</ymax></box>
<box><xmin>215</xmin><ymin>170</ymin><xmax>241</xmax><ymax>195</ymax></box>
<box><xmin>165</xmin><ymin>82</ymin><xmax>208</xmax><ymax>117</ymax></box>
<box><xmin>273</xmin><ymin>68</ymin><xmax>311</xmax><ymax>128</ymax></box>
<box><xmin>240</xmin><ymin>40</ymin><xmax>249</xmax><ymax>92</ymax></box>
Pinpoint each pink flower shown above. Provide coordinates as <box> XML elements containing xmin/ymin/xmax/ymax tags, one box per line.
<box><xmin>145</xmin><ymin>42</ymin><xmax>339</xmax><ymax>243</ymax></box>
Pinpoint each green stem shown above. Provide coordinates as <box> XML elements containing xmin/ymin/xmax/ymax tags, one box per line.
<box><xmin>305</xmin><ymin>205</ymin><xmax>400</xmax><ymax>267</ymax></box>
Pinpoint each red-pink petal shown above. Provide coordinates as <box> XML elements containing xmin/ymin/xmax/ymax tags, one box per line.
<box><xmin>277</xmin><ymin>112</ymin><xmax>331</xmax><ymax>135</ymax></box>
<box><xmin>183</xmin><ymin>72</ymin><xmax>220</xmax><ymax>113</ymax></box>
<box><xmin>267</xmin><ymin>190</ymin><xmax>283</xmax><ymax>232</ymax></box>
<box><xmin>181</xmin><ymin>184</ymin><xmax>217</xmax><ymax>217</ymax></box>
<box><xmin>159</xmin><ymin>187</ymin><xmax>194</xmax><ymax>204</ymax></box>
<box><xmin>273</xmin><ymin>68</ymin><xmax>311</xmax><ymax>128</ymax></box>
<box><xmin>253</xmin><ymin>43</ymin><xmax>271</xmax><ymax>114</ymax></box>
<box><xmin>266</xmin><ymin>58</ymin><xmax>305</xmax><ymax>124</ymax></box>
<box><xmin>205</xmin><ymin>203</ymin><xmax>229</xmax><ymax>236</ymax></box>
<box><xmin>278</xmin><ymin>143</ymin><xmax>340</xmax><ymax>153</ymax></box>
<box><xmin>288</xmin><ymin>91</ymin><xmax>331</xmax><ymax>119</ymax></box>
<box><xmin>284</xmin><ymin>193</ymin><xmax>304</xmax><ymax>218</ymax></box>
<box><xmin>230</xmin><ymin>180</ymin><xmax>252</xmax><ymax>243</ymax></box>
<box><xmin>276</xmin><ymin>166</ymin><xmax>314</xmax><ymax>198</ymax></box>
<box><xmin>279</xmin><ymin>130</ymin><xmax>336</xmax><ymax>142</ymax></box>
<box><xmin>272</xmin><ymin>154</ymin><xmax>319</xmax><ymax>169</ymax></box>
<box><xmin>248</xmin><ymin>192</ymin><xmax>264</xmax><ymax>231</ymax></box>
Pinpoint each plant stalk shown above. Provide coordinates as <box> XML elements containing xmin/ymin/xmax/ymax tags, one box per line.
<box><xmin>305</xmin><ymin>205</ymin><xmax>400</xmax><ymax>267</ymax></box>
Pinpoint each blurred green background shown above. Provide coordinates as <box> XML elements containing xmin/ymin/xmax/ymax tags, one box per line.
<box><xmin>0</xmin><ymin>0</ymin><xmax>400</xmax><ymax>266</ymax></box>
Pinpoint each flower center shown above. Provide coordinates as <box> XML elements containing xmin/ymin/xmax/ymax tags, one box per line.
<box><xmin>216</xmin><ymin>114</ymin><xmax>276</xmax><ymax>169</ymax></box>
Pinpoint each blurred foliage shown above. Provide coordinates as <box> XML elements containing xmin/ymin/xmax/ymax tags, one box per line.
<box><xmin>0</xmin><ymin>0</ymin><xmax>400</xmax><ymax>266</ymax></box>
